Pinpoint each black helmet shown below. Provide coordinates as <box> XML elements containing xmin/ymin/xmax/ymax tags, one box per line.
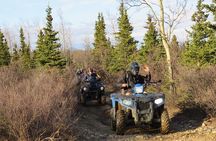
<box><xmin>130</xmin><ymin>62</ymin><xmax>140</xmax><ymax>76</ymax></box>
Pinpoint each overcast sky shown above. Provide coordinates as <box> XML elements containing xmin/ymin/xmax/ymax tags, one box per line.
<box><xmin>0</xmin><ymin>0</ymin><xmax>201</xmax><ymax>49</ymax></box>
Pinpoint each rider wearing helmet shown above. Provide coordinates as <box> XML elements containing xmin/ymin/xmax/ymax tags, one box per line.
<box><xmin>121</xmin><ymin>62</ymin><xmax>151</xmax><ymax>95</ymax></box>
<box><xmin>85</xmin><ymin>67</ymin><xmax>101</xmax><ymax>81</ymax></box>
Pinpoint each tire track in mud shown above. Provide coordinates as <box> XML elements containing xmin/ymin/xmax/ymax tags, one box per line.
<box><xmin>74</xmin><ymin>97</ymin><xmax>216</xmax><ymax>141</ymax></box>
<box><xmin>74</xmin><ymin>101</ymin><xmax>113</xmax><ymax>141</ymax></box>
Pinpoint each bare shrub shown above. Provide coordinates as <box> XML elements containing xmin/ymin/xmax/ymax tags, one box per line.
<box><xmin>176</xmin><ymin>66</ymin><xmax>216</xmax><ymax>116</ymax></box>
<box><xmin>0</xmin><ymin>66</ymin><xmax>78</xmax><ymax>141</ymax></box>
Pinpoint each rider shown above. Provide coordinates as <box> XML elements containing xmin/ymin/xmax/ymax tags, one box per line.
<box><xmin>76</xmin><ymin>68</ymin><xmax>85</xmax><ymax>82</ymax></box>
<box><xmin>76</xmin><ymin>68</ymin><xmax>84</xmax><ymax>76</ymax></box>
<box><xmin>85</xmin><ymin>67</ymin><xmax>101</xmax><ymax>81</ymax></box>
<box><xmin>121</xmin><ymin>62</ymin><xmax>151</xmax><ymax>95</ymax></box>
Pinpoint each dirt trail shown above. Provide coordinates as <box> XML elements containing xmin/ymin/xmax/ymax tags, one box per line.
<box><xmin>74</xmin><ymin>99</ymin><xmax>216</xmax><ymax>141</ymax></box>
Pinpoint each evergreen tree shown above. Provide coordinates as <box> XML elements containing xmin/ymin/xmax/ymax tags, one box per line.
<box><xmin>31</xmin><ymin>50</ymin><xmax>37</xmax><ymax>68</ymax></box>
<box><xmin>171</xmin><ymin>35</ymin><xmax>179</xmax><ymax>47</ymax></box>
<box><xmin>12</xmin><ymin>43</ymin><xmax>19</xmax><ymax>62</ymax></box>
<box><xmin>204</xmin><ymin>0</ymin><xmax>216</xmax><ymax>64</ymax></box>
<box><xmin>92</xmin><ymin>13</ymin><xmax>112</xmax><ymax>70</ymax></box>
<box><xmin>43</xmin><ymin>6</ymin><xmax>66</xmax><ymax>67</ymax></box>
<box><xmin>3</xmin><ymin>38</ymin><xmax>10</xmax><ymax>65</ymax></box>
<box><xmin>170</xmin><ymin>35</ymin><xmax>181</xmax><ymax>66</ymax></box>
<box><xmin>204</xmin><ymin>0</ymin><xmax>216</xmax><ymax>20</ymax></box>
<box><xmin>139</xmin><ymin>15</ymin><xmax>161</xmax><ymax>63</ymax></box>
<box><xmin>106</xmin><ymin>38</ymin><xmax>114</xmax><ymax>71</ymax></box>
<box><xmin>0</xmin><ymin>30</ymin><xmax>10</xmax><ymax>66</ymax></box>
<box><xmin>171</xmin><ymin>35</ymin><xmax>179</xmax><ymax>52</ymax></box>
<box><xmin>35</xmin><ymin>30</ymin><xmax>45</xmax><ymax>67</ymax></box>
<box><xmin>20</xmin><ymin>28</ymin><xmax>26</xmax><ymax>56</ymax></box>
<box><xmin>35</xmin><ymin>6</ymin><xmax>66</xmax><ymax>68</ymax></box>
<box><xmin>182</xmin><ymin>0</ymin><xmax>212</xmax><ymax>66</ymax></box>
<box><xmin>112</xmin><ymin>2</ymin><xmax>137</xmax><ymax>71</ymax></box>
<box><xmin>205</xmin><ymin>32</ymin><xmax>216</xmax><ymax>64</ymax></box>
<box><xmin>19</xmin><ymin>27</ymin><xmax>31</xmax><ymax>68</ymax></box>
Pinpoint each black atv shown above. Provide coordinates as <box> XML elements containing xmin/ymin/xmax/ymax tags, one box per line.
<box><xmin>79</xmin><ymin>75</ymin><xmax>106</xmax><ymax>105</ymax></box>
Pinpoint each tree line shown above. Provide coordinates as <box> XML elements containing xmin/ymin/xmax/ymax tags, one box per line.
<box><xmin>0</xmin><ymin>6</ymin><xmax>66</xmax><ymax>69</ymax></box>
<box><xmin>92</xmin><ymin>0</ymin><xmax>216</xmax><ymax>72</ymax></box>
<box><xmin>0</xmin><ymin>0</ymin><xmax>215</xmax><ymax>72</ymax></box>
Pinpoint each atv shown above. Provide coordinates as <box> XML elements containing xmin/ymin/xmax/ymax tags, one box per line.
<box><xmin>79</xmin><ymin>75</ymin><xmax>106</xmax><ymax>105</ymax></box>
<box><xmin>110</xmin><ymin>82</ymin><xmax>170</xmax><ymax>135</ymax></box>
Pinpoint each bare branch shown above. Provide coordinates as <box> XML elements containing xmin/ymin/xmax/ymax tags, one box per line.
<box><xmin>58</xmin><ymin>10</ymin><xmax>73</xmax><ymax>53</ymax></box>
<box><xmin>126</xmin><ymin>0</ymin><xmax>187</xmax><ymax>41</ymax></box>
<box><xmin>164</xmin><ymin>0</ymin><xmax>187</xmax><ymax>40</ymax></box>
<box><xmin>106</xmin><ymin>12</ymin><xmax>117</xmax><ymax>45</ymax></box>
<box><xmin>126</xmin><ymin>0</ymin><xmax>160</xmax><ymax>22</ymax></box>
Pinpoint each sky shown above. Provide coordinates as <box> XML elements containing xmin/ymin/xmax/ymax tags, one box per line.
<box><xmin>0</xmin><ymin>0</ymin><xmax>200</xmax><ymax>49</ymax></box>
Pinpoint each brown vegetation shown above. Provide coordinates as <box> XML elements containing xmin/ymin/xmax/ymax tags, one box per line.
<box><xmin>0</xmin><ymin>65</ymin><xmax>78</xmax><ymax>141</ymax></box>
<box><xmin>176</xmin><ymin>66</ymin><xmax>216</xmax><ymax>116</ymax></box>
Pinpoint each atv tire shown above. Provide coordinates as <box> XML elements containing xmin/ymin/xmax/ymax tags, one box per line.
<box><xmin>160</xmin><ymin>109</ymin><xmax>170</xmax><ymax>134</ymax></box>
<box><xmin>80</xmin><ymin>94</ymin><xmax>86</xmax><ymax>106</ymax></box>
<box><xmin>116</xmin><ymin>110</ymin><xmax>126</xmax><ymax>135</ymax></box>
<box><xmin>150</xmin><ymin>122</ymin><xmax>160</xmax><ymax>129</ymax></box>
<box><xmin>97</xmin><ymin>95</ymin><xmax>102</xmax><ymax>104</ymax></box>
<box><xmin>110</xmin><ymin>108</ymin><xmax>116</xmax><ymax>131</ymax></box>
<box><xmin>101</xmin><ymin>96</ymin><xmax>106</xmax><ymax>105</ymax></box>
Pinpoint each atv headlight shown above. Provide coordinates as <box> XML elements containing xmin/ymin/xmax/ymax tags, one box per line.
<box><xmin>83</xmin><ymin>87</ymin><xmax>87</xmax><ymax>91</ymax></box>
<box><xmin>100</xmin><ymin>86</ymin><xmax>104</xmax><ymax>91</ymax></box>
<box><xmin>154</xmin><ymin>98</ymin><xmax>164</xmax><ymax>105</ymax></box>
<box><xmin>122</xmin><ymin>99</ymin><xmax>133</xmax><ymax>106</ymax></box>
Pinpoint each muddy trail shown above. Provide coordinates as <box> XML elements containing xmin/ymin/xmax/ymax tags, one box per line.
<box><xmin>74</xmin><ymin>97</ymin><xmax>216</xmax><ymax>141</ymax></box>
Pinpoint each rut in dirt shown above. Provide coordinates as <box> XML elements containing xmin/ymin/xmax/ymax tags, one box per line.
<box><xmin>74</xmin><ymin>101</ymin><xmax>113</xmax><ymax>141</ymax></box>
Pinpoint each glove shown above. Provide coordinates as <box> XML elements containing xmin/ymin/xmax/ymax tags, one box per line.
<box><xmin>121</xmin><ymin>83</ymin><xmax>128</xmax><ymax>88</ymax></box>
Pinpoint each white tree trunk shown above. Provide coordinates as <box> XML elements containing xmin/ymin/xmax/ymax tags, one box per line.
<box><xmin>158</xmin><ymin>0</ymin><xmax>175</xmax><ymax>94</ymax></box>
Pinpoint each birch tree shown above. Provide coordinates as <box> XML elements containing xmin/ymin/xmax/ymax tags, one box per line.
<box><xmin>125</xmin><ymin>0</ymin><xmax>187</xmax><ymax>94</ymax></box>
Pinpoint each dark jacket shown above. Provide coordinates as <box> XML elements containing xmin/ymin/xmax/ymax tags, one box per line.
<box><xmin>124</xmin><ymin>71</ymin><xmax>151</xmax><ymax>88</ymax></box>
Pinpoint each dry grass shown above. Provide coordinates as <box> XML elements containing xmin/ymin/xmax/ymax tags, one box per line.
<box><xmin>0</xmin><ymin>65</ymin><xmax>79</xmax><ymax>141</ymax></box>
<box><xmin>176</xmin><ymin>66</ymin><xmax>216</xmax><ymax>116</ymax></box>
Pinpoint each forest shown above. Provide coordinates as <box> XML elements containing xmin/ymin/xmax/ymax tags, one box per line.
<box><xmin>0</xmin><ymin>0</ymin><xmax>216</xmax><ymax>140</ymax></box>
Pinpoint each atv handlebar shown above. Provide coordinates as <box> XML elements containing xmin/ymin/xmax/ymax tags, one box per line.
<box><xmin>147</xmin><ymin>80</ymin><xmax>162</xmax><ymax>86</ymax></box>
<box><xmin>149</xmin><ymin>80</ymin><xmax>162</xmax><ymax>84</ymax></box>
<box><xmin>120</xmin><ymin>80</ymin><xmax>161</xmax><ymax>89</ymax></box>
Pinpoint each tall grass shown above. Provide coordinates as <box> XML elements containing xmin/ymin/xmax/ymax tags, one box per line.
<box><xmin>0</xmin><ymin>66</ymin><xmax>78</xmax><ymax>141</ymax></box>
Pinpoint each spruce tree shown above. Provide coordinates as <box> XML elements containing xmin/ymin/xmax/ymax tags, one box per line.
<box><xmin>20</xmin><ymin>28</ymin><xmax>26</xmax><ymax>56</ymax></box>
<box><xmin>204</xmin><ymin>0</ymin><xmax>216</xmax><ymax>64</ymax></box>
<box><xmin>35</xmin><ymin>6</ymin><xmax>66</xmax><ymax>68</ymax></box>
<box><xmin>0</xmin><ymin>30</ymin><xmax>10</xmax><ymax>66</ymax></box>
<box><xmin>171</xmin><ymin>35</ymin><xmax>180</xmax><ymax>53</ymax></box>
<box><xmin>204</xmin><ymin>0</ymin><xmax>216</xmax><ymax>20</ymax></box>
<box><xmin>182</xmin><ymin>0</ymin><xmax>212</xmax><ymax>66</ymax></box>
<box><xmin>171</xmin><ymin>35</ymin><xmax>179</xmax><ymax>48</ymax></box>
<box><xmin>12</xmin><ymin>43</ymin><xmax>19</xmax><ymax>62</ymax></box>
<box><xmin>92</xmin><ymin>13</ymin><xmax>112</xmax><ymax>70</ymax></box>
<box><xmin>170</xmin><ymin>35</ymin><xmax>181</xmax><ymax>66</ymax></box>
<box><xmin>205</xmin><ymin>32</ymin><xmax>216</xmax><ymax>64</ymax></box>
<box><xmin>3</xmin><ymin>37</ymin><xmax>10</xmax><ymax>65</ymax></box>
<box><xmin>31</xmin><ymin>50</ymin><xmax>37</xmax><ymax>68</ymax></box>
<box><xmin>19</xmin><ymin>27</ymin><xmax>31</xmax><ymax>68</ymax></box>
<box><xmin>35</xmin><ymin>30</ymin><xmax>45</xmax><ymax>66</ymax></box>
<box><xmin>36</xmin><ymin>6</ymin><xmax>66</xmax><ymax>68</ymax></box>
<box><xmin>106</xmin><ymin>38</ymin><xmax>114</xmax><ymax>71</ymax></box>
<box><xmin>112</xmin><ymin>2</ymin><xmax>137</xmax><ymax>71</ymax></box>
<box><xmin>139</xmin><ymin>15</ymin><xmax>160</xmax><ymax>63</ymax></box>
